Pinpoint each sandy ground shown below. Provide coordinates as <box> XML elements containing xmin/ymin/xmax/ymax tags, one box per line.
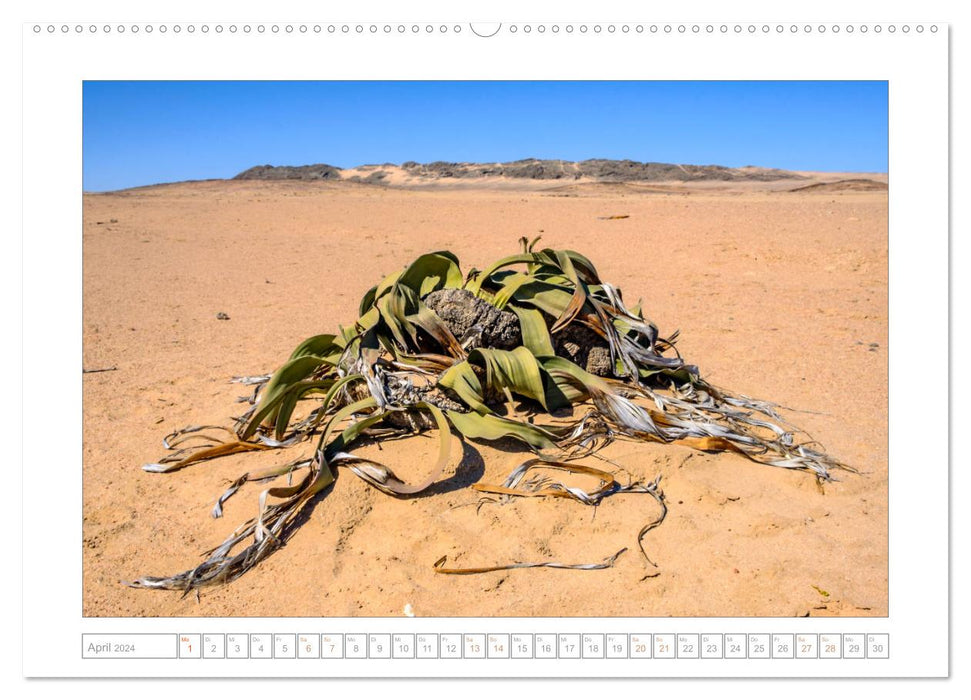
<box><xmin>82</xmin><ymin>178</ymin><xmax>888</xmax><ymax>618</ymax></box>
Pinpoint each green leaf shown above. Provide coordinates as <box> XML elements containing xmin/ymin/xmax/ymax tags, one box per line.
<box><xmin>376</xmin><ymin>285</ymin><xmax>416</xmax><ymax>350</ymax></box>
<box><xmin>558</xmin><ymin>249</ymin><xmax>601</xmax><ymax>283</ymax></box>
<box><xmin>372</xmin><ymin>268</ymin><xmax>405</xmax><ymax>301</ymax></box>
<box><xmin>511</xmin><ymin>281</ymin><xmax>576</xmax><ymax>318</ymax></box>
<box><xmin>358</xmin><ymin>285</ymin><xmax>378</xmax><ymax>317</ymax></box>
<box><xmin>510</xmin><ymin>305</ymin><xmax>555</xmax><ymax>357</ymax></box>
<box><xmin>464</xmin><ymin>252</ymin><xmax>547</xmax><ymax>295</ymax></box>
<box><xmin>446</xmin><ymin>411</ymin><xmax>558</xmax><ymax>450</ymax></box>
<box><xmin>438</xmin><ymin>361</ymin><xmax>490</xmax><ymax>414</ymax></box>
<box><xmin>491</xmin><ymin>272</ymin><xmax>533</xmax><ymax>310</ymax></box>
<box><xmin>241</xmin><ymin>355</ymin><xmax>334</xmax><ymax>439</ymax></box>
<box><xmin>287</xmin><ymin>334</ymin><xmax>343</xmax><ymax>363</ymax></box>
<box><xmin>539</xmin><ymin>355</ymin><xmax>608</xmax><ymax>400</ymax></box>
<box><xmin>469</xmin><ymin>347</ymin><xmax>549</xmax><ymax>411</ymax></box>
<box><xmin>318</xmin><ymin>397</ymin><xmax>382</xmax><ymax>462</ymax></box>
<box><xmin>439</xmin><ymin>347</ymin><xmax>551</xmax><ymax>414</ymax></box>
<box><xmin>398</xmin><ymin>251</ymin><xmax>464</xmax><ymax>295</ymax></box>
<box><xmin>272</xmin><ymin>379</ymin><xmax>335</xmax><ymax>440</ymax></box>
<box><xmin>549</xmin><ymin>250</ymin><xmax>588</xmax><ymax>333</ymax></box>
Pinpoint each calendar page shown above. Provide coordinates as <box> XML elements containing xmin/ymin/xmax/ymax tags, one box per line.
<box><xmin>18</xmin><ymin>0</ymin><xmax>951</xmax><ymax>685</ymax></box>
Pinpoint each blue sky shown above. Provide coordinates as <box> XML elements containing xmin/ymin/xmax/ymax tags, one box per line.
<box><xmin>83</xmin><ymin>81</ymin><xmax>888</xmax><ymax>192</ymax></box>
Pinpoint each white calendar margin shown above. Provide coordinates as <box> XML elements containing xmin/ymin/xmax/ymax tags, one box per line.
<box><xmin>21</xmin><ymin>17</ymin><xmax>948</xmax><ymax>679</ymax></box>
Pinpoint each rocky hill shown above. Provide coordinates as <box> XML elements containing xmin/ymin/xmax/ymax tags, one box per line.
<box><xmin>233</xmin><ymin>159</ymin><xmax>807</xmax><ymax>185</ymax></box>
<box><xmin>234</xmin><ymin>163</ymin><xmax>343</xmax><ymax>181</ymax></box>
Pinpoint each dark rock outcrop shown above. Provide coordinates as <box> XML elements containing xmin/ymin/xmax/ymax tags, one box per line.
<box><xmin>553</xmin><ymin>323</ymin><xmax>614</xmax><ymax>376</ymax></box>
<box><xmin>233</xmin><ymin>159</ymin><xmax>806</xmax><ymax>184</ymax></box>
<box><xmin>422</xmin><ymin>288</ymin><xmax>521</xmax><ymax>351</ymax></box>
<box><xmin>233</xmin><ymin>164</ymin><xmax>342</xmax><ymax>181</ymax></box>
<box><xmin>423</xmin><ymin>287</ymin><xmax>615</xmax><ymax>377</ymax></box>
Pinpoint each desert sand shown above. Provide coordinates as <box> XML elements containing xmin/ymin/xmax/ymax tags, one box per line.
<box><xmin>82</xmin><ymin>176</ymin><xmax>888</xmax><ymax>618</ymax></box>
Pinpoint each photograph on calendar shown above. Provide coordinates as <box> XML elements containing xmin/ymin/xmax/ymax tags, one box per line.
<box><xmin>81</xmin><ymin>80</ymin><xmax>888</xmax><ymax>618</ymax></box>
